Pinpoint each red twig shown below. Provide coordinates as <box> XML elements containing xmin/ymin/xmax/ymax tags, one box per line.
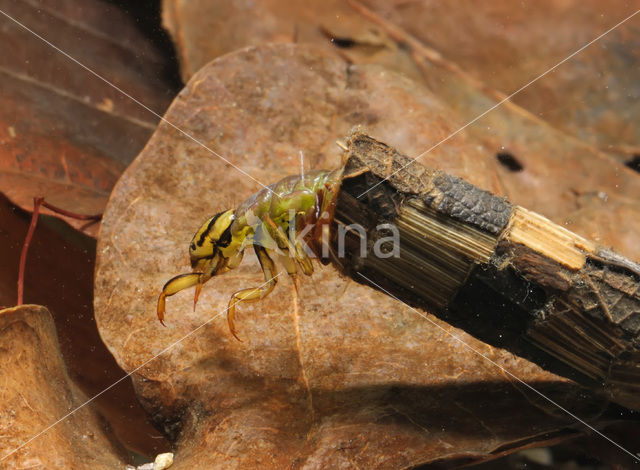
<box><xmin>40</xmin><ymin>200</ymin><xmax>102</xmax><ymax>221</ymax></box>
<box><xmin>17</xmin><ymin>197</ymin><xmax>44</xmax><ymax>305</ymax></box>
<box><xmin>16</xmin><ymin>197</ymin><xmax>103</xmax><ymax>306</ymax></box>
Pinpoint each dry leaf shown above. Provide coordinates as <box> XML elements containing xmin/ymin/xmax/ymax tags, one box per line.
<box><xmin>162</xmin><ymin>0</ymin><xmax>640</xmax><ymax>165</ymax></box>
<box><xmin>0</xmin><ymin>192</ymin><xmax>169</xmax><ymax>457</ymax></box>
<box><xmin>0</xmin><ymin>305</ymin><xmax>125</xmax><ymax>468</ymax></box>
<box><xmin>0</xmin><ymin>0</ymin><xmax>177</xmax><ymax>235</ymax></box>
<box><xmin>358</xmin><ymin>0</ymin><xmax>640</xmax><ymax>162</ymax></box>
<box><xmin>93</xmin><ymin>44</ymin><xmax>627</xmax><ymax>469</ymax></box>
<box><xmin>160</xmin><ymin>0</ymin><xmax>640</xmax><ymax>262</ymax></box>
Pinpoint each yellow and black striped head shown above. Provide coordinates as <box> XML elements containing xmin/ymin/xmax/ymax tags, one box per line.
<box><xmin>189</xmin><ymin>209</ymin><xmax>237</xmax><ymax>275</ymax></box>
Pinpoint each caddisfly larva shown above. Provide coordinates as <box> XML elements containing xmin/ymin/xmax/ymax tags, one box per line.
<box><xmin>157</xmin><ymin>169</ymin><xmax>343</xmax><ymax>340</ymax></box>
<box><xmin>156</xmin><ymin>130</ymin><xmax>640</xmax><ymax>412</ymax></box>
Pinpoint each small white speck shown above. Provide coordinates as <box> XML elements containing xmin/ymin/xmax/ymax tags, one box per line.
<box><xmin>154</xmin><ymin>452</ymin><xmax>174</xmax><ymax>470</ymax></box>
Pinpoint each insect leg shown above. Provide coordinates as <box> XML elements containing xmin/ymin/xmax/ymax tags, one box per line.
<box><xmin>291</xmin><ymin>211</ymin><xmax>314</xmax><ymax>276</ymax></box>
<box><xmin>260</xmin><ymin>213</ymin><xmax>299</xmax><ymax>279</ymax></box>
<box><xmin>227</xmin><ymin>244</ymin><xmax>277</xmax><ymax>341</ymax></box>
<box><xmin>261</xmin><ymin>213</ymin><xmax>295</xmax><ymax>251</ymax></box>
<box><xmin>277</xmin><ymin>252</ymin><xmax>298</xmax><ymax>278</ymax></box>
<box><xmin>157</xmin><ymin>272</ymin><xmax>203</xmax><ymax>325</ymax></box>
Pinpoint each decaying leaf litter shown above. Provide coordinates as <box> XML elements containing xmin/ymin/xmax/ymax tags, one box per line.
<box><xmin>0</xmin><ymin>0</ymin><xmax>177</xmax><ymax>236</ymax></box>
<box><xmin>163</xmin><ymin>0</ymin><xmax>640</xmax><ymax>165</ymax></box>
<box><xmin>95</xmin><ymin>43</ymin><xmax>638</xmax><ymax>468</ymax></box>
<box><xmin>2</xmin><ymin>1</ymin><xmax>639</xmax><ymax>468</ymax></box>
<box><xmin>0</xmin><ymin>0</ymin><xmax>177</xmax><ymax>464</ymax></box>
<box><xmin>162</xmin><ymin>0</ymin><xmax>640</xmax><ymax>260</ymax></box>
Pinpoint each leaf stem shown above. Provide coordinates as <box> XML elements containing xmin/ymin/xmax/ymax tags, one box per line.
<box><xmin>40</xmin><ymin>200</ymin><xmax>102</xmax><ymax>221</ymax></box>
<box><xmin>16</xmin><ymin>197</ymin><xmax>103</xmax><ymax>305</ymax></box>
<box><xmin>17</xmin><ymin>197</ymin><xmax>44</xmax><ymax>305</ymax></box>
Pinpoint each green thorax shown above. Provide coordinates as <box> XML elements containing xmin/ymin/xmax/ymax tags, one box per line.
<box><xmin>230</xmin><ymin>169</ymin><xmax>342</xmax><ymax>243</ymax></box>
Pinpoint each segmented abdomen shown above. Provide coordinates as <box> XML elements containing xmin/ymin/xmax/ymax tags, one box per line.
<box><xmin>230</xmin><ymin>169</ymin><xmax>342</xmax><ymax>246</ymax></box>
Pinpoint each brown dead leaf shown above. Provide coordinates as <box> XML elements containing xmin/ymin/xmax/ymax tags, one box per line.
<box><xmin>93</xmin><ymin>44</ymin><xmax>632</xmax><ymax>469</ymax></box>
<box><xmin>0</xmin><ymin>305</ymin><xmax>125</xmax><ymax>468</ymax></box>
<box><xmin>162</xmin><ymin>0</ymin><xmax>428</xmax><ymax>91</ymax></box>
<box><xmin>0</xmin><ymin>192</ymin><xmax>169</xmax><ymax>457</ymax></box>
<box><xmin>163</xmin><ymin>0</ymin><xmax>640</xmax><ymax>165</ymax></box>
<box><xmin>162</xmin><ymin>0</ymin><xmax>402</xmax><ymax>83</ymax></box>
<box><xmin>0</xmin><ymin>0</ymin><xmax>177</xmax><ymax>235</ymax></box>
<box><xmin>357</xmin><ymin>0</ymin><xmax>640</xmax><ymax>162</ymax></box>
<box><xmin>160</xmin><ymin>0</ymin><xmax>640</xmax><ymax>263</ymax></box>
